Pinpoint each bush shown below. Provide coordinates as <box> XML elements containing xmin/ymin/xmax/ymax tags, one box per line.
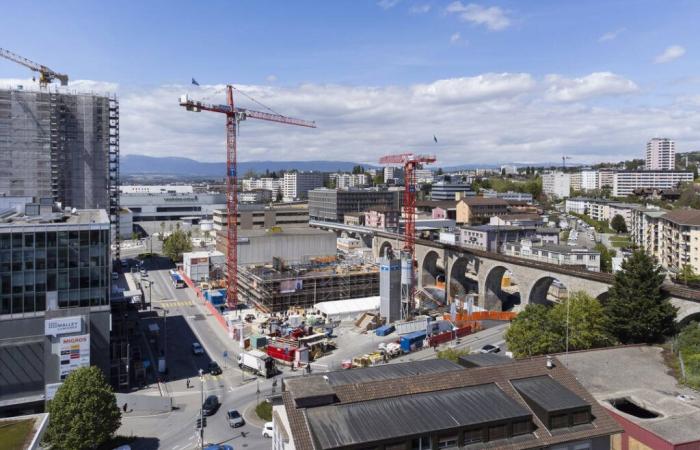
<box><xmin>436</xmin><ymin>347</ymin><xmax>470</xmax><ymax>363</ymax></box>
<box><xmin>255</xmin><ymin>401</ymin><xmax>272</xmax><ymax>421</ymax></box>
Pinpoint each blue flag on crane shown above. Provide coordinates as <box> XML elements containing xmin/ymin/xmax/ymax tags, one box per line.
<box><xmin>191</xmin><ymin>78</ymin><xmax>200</xmax><ymax>86</ymax></box>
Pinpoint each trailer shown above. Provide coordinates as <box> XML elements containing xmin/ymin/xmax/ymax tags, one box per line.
<box><xmin>238</xmin><ymin>350</ymin><xmax>276</xmax><ymax>378</ymax></box>
<box><xmin>400</xmin><ymin>330</ymin><xmax>427</xmax><ymax>353</ymax></box>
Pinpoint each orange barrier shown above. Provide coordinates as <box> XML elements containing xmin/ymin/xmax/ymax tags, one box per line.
<box><xmin>444</xmin><ymin>311</ymin><xmax>517</xmax><ymax>322</ymax></box>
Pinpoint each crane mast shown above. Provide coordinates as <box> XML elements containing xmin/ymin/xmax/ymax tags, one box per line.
<box><xmin>0</xmin><ymin>47</ymin><xmax>68</xmax><ymax>86</ymax></box>
<box><xmin>180</xmin><ymin>85</ymin><xmax>315</xmax><ymax>309</ymax></box>
<box><xmin>379</xmin><ymin>153</ymin><xmax>436</xmax><ymax>318</ymax></box>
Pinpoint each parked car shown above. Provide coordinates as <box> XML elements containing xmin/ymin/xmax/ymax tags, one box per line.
<box><xmin>227</xmin><ymin>409</ymin><xmax>245</xmax><ymax>427</ymax></box>
<box><xmin>262</xmin><ymin>422</ymin><xmax>274</xmax><ymax>438</ymax></box>
<box><xmin>479</xmin><ymin>344</ymin><xmax>501</xmax><ymax>354</ymax></box>
<box><xmin>208</xmin><ymin>361</ymin><xmax>222</xmax><ymax>375</ymax></box>
<box><xmin>192</xmin><ymin>342</ymin><xmax>204</xmax><ymax>355</ymax></box>
<box><xmin>202</xmin><ymin>395</ymin><xmax>220</xmax><ymax>416</ymax></box>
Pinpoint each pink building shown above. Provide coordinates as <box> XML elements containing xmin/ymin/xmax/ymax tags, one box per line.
<box><xmin>364</xmin><ymin>208</ymin><xmax>399</xmax><ymax>230</ymax></box>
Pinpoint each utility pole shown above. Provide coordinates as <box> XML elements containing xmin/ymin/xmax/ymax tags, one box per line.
<box><xmin>199</xmin><ymin>368</ymin><xmax>204</xmax><ymax>449</ymax></box>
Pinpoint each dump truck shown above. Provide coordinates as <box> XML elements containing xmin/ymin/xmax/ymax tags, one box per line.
<box><xmin>238</xmin><ymin>350</ymin><xmax>276</xmax><ymax>378</ymax></box>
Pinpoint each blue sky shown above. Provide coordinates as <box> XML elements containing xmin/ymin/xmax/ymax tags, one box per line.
<box><xmin>2</xmin><ymin>0</ymin><xmax>700</xmax><ymax>166</ymax></box>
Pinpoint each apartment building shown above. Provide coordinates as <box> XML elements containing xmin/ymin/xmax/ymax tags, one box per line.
<box><xmin>308</xmin><ymin>188</ymin><xmax>400</xmax><ymax>222</ymax></box>
<box><xmin>612</xmin><ymin>170</ymin><xmax>693</xmax><ymax>197</ymax></box>
<box><xmin>414</xmin><ymin>168</ymin><xmax>434</xmax><ymax>183</ymax></box>
<box><xmin>282</xmin><ymin>171</ymin><xmax>325</xmax><ymax>201</ymax></box>
<box><xmin>598</xmin><ymin>169</ymin><xmax>615</xmax><ymax>189</ymax></box>
<box><xmin>456</xmin><ymin>197</ymin><xmax>509</xmax><ymax>225</ymax></box>
<box><xmin>481</xmin><ymin>189</ymin><xmax>533</xmax><ymax>203</ymax></box>
<box><xmin>503</xmin><ymin>239</ymin><xmax>601</xmax><ymax>271</ymax></box>
<box><xmin>645</xmin><ymin>138</ymin><xmax>675</xmax><ymax>170</ymax></box>
<box><xmin>383</xmin><ymin>166</ymin><xmax>403</xmax><ymax>184</ymax></box>
<box><xmin>629</xmin><ymin>206</ymin><xmax>667</xmax><ymax>260</ymax></box>
<box><xmin>364</xmin><ymin>207</ymin><xmax>400</xmax><ymax>231</ymax></box>
<box><xmin>330</xmin><ymin>173</ymin><xmax>369</xmax><ymax>189</ymax></box>
<box><xmin>242</xmin><ymin>177</ymin><xmax>283</xmax><ymax>198</ymax></box>
<box><xmin>659</xmin><ymin>209</ymin><xmax>700</xmax><ymax>273</ymax></box>
<box><xmin>212</xmin><ymin>203</ymin><xmax>309</xmax><ymax>231</ymax></box>
<box><xmin>542</xmin><ymin>171</ymin><xmax>571</xmax><ymax>198</ymax></box>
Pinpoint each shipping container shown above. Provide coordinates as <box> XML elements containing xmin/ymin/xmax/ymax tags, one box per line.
<box><xmin>395</xmin><ymin>317</ymin><xmax>431</xmax><ymax>335</ymax></box>
<box><xmin>374</xmin><ymin>324</ymin><xmax>395</xmax><ymax>336</ymax></box>
<box><xmin>400</xmin><ymin>330</ymin><xmax>427</xmax><ymax>353</ymax></box>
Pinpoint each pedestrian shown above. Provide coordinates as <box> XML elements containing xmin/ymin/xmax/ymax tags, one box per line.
<box><xmin>186</xmin><ymin>378</ymin><xmax>190</xmax><ymax>389</ymax></box>
<box><xmin>123</xmin><ymin>402</ymin><xmax>128</xmax><ymax>412</ymax></box>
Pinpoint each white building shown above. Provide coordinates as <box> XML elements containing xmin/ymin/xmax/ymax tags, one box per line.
<box><xmin>500</xmin><ymin>165</ymin><xmax>518</xmax><ymax>175</ymax></box>
<box><xmin>542</xmin><ymin>171</ymin><xmax>571</xmax><ymax>198</ymax></box>
<box><xmin>503</xmin><ymin>239</ymin><xmax>601</xmax><ymax>272</ymax></box>
<box><xmin>283</xmin><ymin>171</ymin><xmax>325</xmax><ymax>201</ymax></box>
<box><xmin>581</xmin><ymin>170</ymin><xmax>599</xmax><ymax>191</ymax></box>
<box><xmin>598</xmin><ymin>169</ymin><xmax>615</xmax><ymax>189</ymax></box>
<box><xmin>645</xmin><ymin>138</ymin><xmax>675</xmax><ymax>171</ymax></box>
<box><xmin>331</xmin><ymin>173</ymin><xmax>369</xmax><ymax>189</ymax></box>
<box><xmin>415</xmin><ymin>168</ymin><xmax>434</xmax><ymax>183</ymax></box>
<box><xmin>242</xmin><ymin>177</ymin><xmax>283</xmax><ymax>198</ymax></box>
<box><xmin>612</xmin><ymin>170</ymin><xmax>693</xmax><ymax>197</ymax></box>
<box><xmin>119</xmin><ymin>185</ymin><xmax>193</xmax><ymax>194</ymax></box>
<box><xmin>183</xmin><ymin>250</ymin><xmax>226</xmax><ymax>283</ymax></box>
<box><xmin>383</xmin><ymin>166</ymin><xmax>403</xmax><ymax>184</ymax></box>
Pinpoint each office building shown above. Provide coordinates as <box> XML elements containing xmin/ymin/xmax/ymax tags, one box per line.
<box><xmin>414</xmin><ymin>168</ymin><xmax>434</xmax><ymax>183</ymax></box>
<box><xmin>308</xmin><ymin>188</ymin><xmax>400</xmax><ymax>222</ymax></box>
<box><xmin>242</xmin><ymin>177</ymin><xmax>283</xmax><ymax>198</ymax></box>
<box><xmin>283</xmin><ymin>172</ymin><xmax>325</xmax><ymax>202</ymax></box>
<box><xmin>455</xmin><ymin>197</ymin><xmax>509</xmax><ymax>225</ymax></box>
<box><xmin>0</xmin><ymin>206</ymin><xmax>111</xmax><ymax>414</ymax></box>
<box><xmin>430</xmin><ymin>182</ymin><xmax>473</xmax><ymax>201</ymax></box>
<box><xmin>119</xmin><ymin>185</ymin><xmax>193</xmax><ymax>195</ymax></box>
<box><xmin>612</xmin><ymin>170</ymin><xmax>693</xmax><ymax>197</ymax></box>
<box><xmin>275</xmin><ymin>357</ymin><xmax>621</xmax><ymax>450</ymax></box>
<box><xmin>212</xmin><ymin>203</ymin><xmax>309</xmax><ymax>231</ymax></box>
<box><xmin>481</xmin><ymin>189</ymin><xmax>533</xmax><ymax>203</ymax></box>
<box><xmin>0</xmin><ymin>88</ymin><xmax>120</xmax><ymax>247</ymax></box>
<box><xmin>383</xmin><ymin>166</ymin><xmax>404</xmax><ymax>184</ymax></box>
<box><xmin>542</xmin><ymin>171</ymin><xmax>571</xmax><ymax>198</ymax></box>
<box><xmin>120</xmin><ymin>190</ymin><xmax>225</xmax><ymax>222</ymax></box>
<box><xmin>239</xmin><ymin>189</ymin><xmax>272</xmax><ymax>204</ymax></box>
<box><xmin>646</xmin><ymin>138</ymin><xmax>675</xmax><ymax>170</ymax></box>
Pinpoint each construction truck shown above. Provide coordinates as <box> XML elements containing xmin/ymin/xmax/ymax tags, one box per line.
<box><xmin>238</xmin><ymin>350</ymin><xmax>276</xmax><ymax>378</ymax></box>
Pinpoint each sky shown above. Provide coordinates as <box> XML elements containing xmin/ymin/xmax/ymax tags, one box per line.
<box><xmin>1</xmin><ymin>0</ymin><xmax>700</xmax><ymax>167</ymax></box>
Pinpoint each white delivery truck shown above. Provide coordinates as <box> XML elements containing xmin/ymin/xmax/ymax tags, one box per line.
<box><xmin>238</xmin><ymin>350</ymin><xmax>276</xmax><ymax>378</ymax></box>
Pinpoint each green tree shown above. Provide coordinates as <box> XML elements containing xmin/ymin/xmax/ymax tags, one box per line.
<box><xmin>276</xmin><ymin>190</ymin><xmax>283</xmax><ymax>202</ymax></box>
<box><xmin>603</xmin><ymin>250</ymin><xmax>677</xmax><ymax>344</ymax></box>
<box><xmin>610</xmin><ymin>214</ymin><xmax>628</xmax><ymax>234</ymax></box>
<box><xmin>162</xmin><ymin>228</ymin><xmax>193</xmax><ymax>262</ymax></box>
<box><xmin>505</xmin><ymin>304</ymin><xmax>559</xmax><ymax>357</ymax></box>
<box><xmin>436</xmin><ymin>347</ymin><xmax>471</xmax><ymax>363</ymax></box>
<box><xmin>44</xmin><ymin>366</ymin><xmax>121</xmax><ymax>450</ymax></box>
<box><xmin>436</xmin><ymin>167</ymin><xmax>444</xmax><ymax>176</ymax></box>
<box><xmin>595</xmin><ymin>243</ymin><xmax>616</xmax><ymax>273</ymax></box>
<box><xmin>676</xmin><ymin>184</ymin><xmax>700</xmax><ymax>209</ymax></box>
<box><xmin>372</xmin><ymin>172</ymin><xmax>385</xmax><ymax>185</ymax></box>
<box><xmin>352</xmin><ymin>165</ymin><xmax>365</xmax><ymax>174</ymax></box>
<box><xmin>549</xmin><ymin>292</ymin><xmax>614</xmax><ymax>352</ymax></box>
<box><xmin>677</xmin><ymin>264</ymin><xmax>700</xmax><ymax>284</ymax></box>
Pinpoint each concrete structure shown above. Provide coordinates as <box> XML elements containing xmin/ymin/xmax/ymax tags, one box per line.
<box><xmin>489</xmin><ymin>213</ymin><xmax>543</xmax><ymax>228</ymax></box>
<box><xmin>481</xmin><ymin>189</ymin><xmax>533</xmax><ymax>203</ymax></box>
<box><xmin>414</xmin><ymin>168</ymin><xmax>434</xmax><ymax>183</ymax></box>
<box><xmin>212</xmin><ymin>203</ymin><xmax>309</xmax><ymax>231</ymax></box>
<box><xmin>342</xmin><ymin>212</ymin><xmax>364</xmax><ymax>226</ymax></box>
<box><xmin>277</xmin><ymin>357</ymin><xmax>622</xmax><ymax>450</ymax></box>
<box><xmin>659</xmin><ymin>209</ymin><xmax>700</xmax><ymax>273</ymax></box>
<box><xmin>580</xmin><ymin>170</ymin><xmax>600</xmax><ymax>191</ymax></box>
<box><xmin>646</xmin><ymin>138</ymin><xmax>676</xmax><ymax>171</ymax></box>
<box><xmin>379</xmin><ymin>257</ymin><xmax>401</xmax><ymax>322</ymax></box>
<box><xmin>235</xmin><ymin>227</ymin><xmax>337</xmax><ymax>265</ymax></box>
<box><xmin>612</xmin><ymin>170</ymin><xmax>693</xmax><ymax>197</ymax></box>
<box><xmin>118</xmin><ymin>207</ymin><xmax>133</xmax><ymax>239</ymax></box>
<box><xmin>120</xmin><ymin>191</ymin><xmax>225</xmax><ymax>222</ymax></box>
<box><xmin>308</xmin><ymin>188</ymin><xmax>400</xmax><ymax>223</ymax></box>
<box><xmin>364</xmin><ymin>208</ymin><xmax>399</xmax><ymax>231</ymax></box>
<box><xmin>0</xmin><ymin>88</ymin><xmax>120</xmax><ymax>248</ymax></box>
<box><xmin>503</xmin><ymin>240</ymin><xmax>601</xmax><ymax>272</ymax></box>
<box><xmin>183</xmin><ymin>250</ymin><xmax>226</xmax><ymax>283</ymax></box>
<box><xmin>239</xmin><ymin>189</ymin><xmax>272</xmax><ymax>203</ymax></box>
<box><xmin>283</xmin><ymin>171</ymin><xmax>325</xmax><ymax>201</ymax></box>
<box><xmin>598</xmin><ymin>170</ymin><xmax>615</xmax><ymax>189</ymax></box>
<box><xmin>542</xmin><ymin>171</ymin><xmax>571</xmax><ymax>198</ymax></box>
<box><xmin>567</xmin><ymin>346</ymin><xmax>700</xmax><ymax>450</ymax></box>
<box><xmin>430</xmin><ymin>182</ymin><xmax>473</xmax><ymax>201</ymax></box>
<box><xmin>0</xmin><ymin>208</ymin><xmax>111</xmax><ymax>414</ymax></box>
<box><xmin>455</xmin><ymin>197</ymin><xmax>509</xmax><ymax>225</ymax></box>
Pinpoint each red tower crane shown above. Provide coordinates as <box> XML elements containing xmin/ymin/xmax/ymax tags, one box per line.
<box><xmin>379</xmin><ymin>153</ymin><xmax>436</xmax><ymax>316</ymax></box>
<box><xmin>180</xmin><ymin>85</ymin><xmax>315</xmax><ymax>308</ymax></box>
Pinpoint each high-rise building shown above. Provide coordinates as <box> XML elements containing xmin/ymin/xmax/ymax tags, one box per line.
<box><xmin>0</xmin><ymin>88</ymin><xmax>120</xmax><ymax>251</ymax></box>
<box><xmin>283</xmin><ymin>171</ymin><xmax>325</xmax><ymax>201</ymax></box>
<box><xmin>612</xmin><ymin>170</ymin><xmax>693</xmax><ymax>197</ymax></box>
<box><xmin>645</xmin><ymin>138</ymin><xmax>675</xmax><ymax>170</ymax></box>
<box><xmin>542</xmin><ymin>171</ymin><xmax>571</xmax><ymax>198</ymax></box>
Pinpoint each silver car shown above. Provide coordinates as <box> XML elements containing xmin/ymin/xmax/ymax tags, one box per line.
<box><xmin>227</xmin><ymin>409</ymin><xmax>245</xmax><ymax>428</ymax></box>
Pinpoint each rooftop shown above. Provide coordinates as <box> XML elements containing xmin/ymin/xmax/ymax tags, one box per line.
<box><xmin>459</xmin><ymin>197</ymin><xmax>509</xmax><ymax>206</ymax></box>
<box><xmin>239</xmin><ymin>226</ymin><xmax>334</xmax><ymax>238</ymax></box>
<box><xmin>663</xmin><ymin>208</ymin><xmax>700</xmax><ymax>226</ymax></box>
<box><xmin>0</xmin><ymin>209</ymin><xmax>109</xmax><ymax>227</ymax></box>
<box><xmin>565</xmin><ymin>345</ymin><xmax>700</xmax><ymax>445</ymax></box>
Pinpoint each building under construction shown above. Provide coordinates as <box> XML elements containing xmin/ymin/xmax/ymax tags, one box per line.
<box><xmin>238</xmin><ymin>258</ymin><xmax>380</xmax><ymax>313</ymax></box>
<box><xmin>0</xmin><ymin>87</ymin><xmax>120</xmax><ymax>254</ymax></box>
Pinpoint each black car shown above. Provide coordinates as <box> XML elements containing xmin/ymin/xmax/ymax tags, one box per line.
<box><xmin>208</xmin><ymin>361</ymin><xmax>222</xmax><ymax>375</ymax></box>
<box><xmin>202</xmin><ymin>395</ymin><xmax>220</xmax><ymax>416</ymax></box>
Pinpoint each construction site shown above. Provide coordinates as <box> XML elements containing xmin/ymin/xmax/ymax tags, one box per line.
<box><xmin>237</xmin><ymin>257</ymin><xmax>380</xmax><ymax>313</ymax></box>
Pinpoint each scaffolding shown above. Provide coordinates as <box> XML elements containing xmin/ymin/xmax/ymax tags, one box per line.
<box><xmin>237</xmin><ymin>260</ymin><xmax>380</xmax><ymax>313</ymax></box>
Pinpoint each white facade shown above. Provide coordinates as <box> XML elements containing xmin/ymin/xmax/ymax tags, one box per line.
<box><xmin>581</xmin><ymin>170</ymin><xmax>599</xmax><ymax>191</ymax></box>
<box><xmin>383</xmin><ymin>166</ymin><xmax>403</xmax><ymax>184</ymax></box>
<box><xmin>612</xmin><ymin>171</ymin><xmax>693</xmax><ymax>197</ymax></box>
<box><xmin>283</xmin><ymin>172</ymin><xmax>324</xmax><ymax>201</ymax></box>
<box><xmin>183</xmin><ymin>250</ymin><xmax>226</xmax><ymax>283</ymax></box>
<box><xmin>645</xmin><ymin>138</ymin><xmax>675</xmax><ymax>171</ymax></box>
<box><xmin>415</xmin><ymin>169</ymin><xmax>435</xmax><ymax>183</ymax></box>
<box><xmin>331</xmin><ymin>173</ymin><xmax>369</xmax><ymax>189</ymax></box>
<box><xmin>272</xmin><ymin>404</ymin><xmax>295</xmax><ymax>450</ymax></box>
<box><xmin>242</xmin><ymin>177</ymin><xmax>283</xmax><ymax>197</ymax></box>
<box><xmin>120</xmin><ymin>192</ymin><xmax>226</xmax><ymax>221</ymax></box>
<box><xmin>500</xmin><ymin>165</ymin><xmax>518</xmax><ymax>175</ymax></box>
<box><xmin>542</xmin><ymin>171</ymin><xmax>571</xmax><ymax>198</ymax></box>
<box><xmin>119</xmin><ymin>185</ymin><xmax>193</xmax><ymax>194</ymax></box>
<box><xmin>598</xmin><ymin>170</ymin><xmax>615</xmax><ymax>189</ymax></box>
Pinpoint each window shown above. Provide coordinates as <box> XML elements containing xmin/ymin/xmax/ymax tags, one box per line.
<box><xmin>437</xmin><ymin>437</ymin><xmax>457</xmax><ymax>449</ymax></box>
<box><xmin>411</xmin><ymin>436</ymin><xmax>431</xmax><ymax>450</ymax></box>
<box><xmin>512</xmin><ymin>420</ymin><xmax>531</xmax><ymax>436</ymax></box>
<box><xmin>488</xmin><ymin>424</ymin><xmax>508</xmax><ymax>441</ymax></box>
<box><xmin>572</xmin><ymin>410</ymin><xmax>590</xmax><ymax>425</ymax></box>
<box><xmin>463</xmin><ymin>429</ymin><xmax>483</xmax><ymax>444</ymax></box>
<box><xmin>550</xmin><ymin>413</ymin><xmax>569</xmax><ymax>429</ymax></box>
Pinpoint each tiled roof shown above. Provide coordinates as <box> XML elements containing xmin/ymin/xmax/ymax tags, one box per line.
<box><xmin>663</xmin><ymin>208</ymin><xmax>700</xmax><ymax>226</ymax></box>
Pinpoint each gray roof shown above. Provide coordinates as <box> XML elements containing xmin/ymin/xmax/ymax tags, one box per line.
<box><xmin>306</xmin><ymin>384</ymin><xmax>532</xmax><ymax>450</ymax></box>
<box><xmin>512</xmin><ymin>375</ymin><xmax>589</xmax><ymax>413</ymax></box>
<box><xmin>458</xmin><ymin>353</ymin><xmax>513</xmax><ymax>368</ymax></box>
<box><xmin>324</xmin><ymin>359</ymin><xmax>462</xmax><ymax>386</ymax></box>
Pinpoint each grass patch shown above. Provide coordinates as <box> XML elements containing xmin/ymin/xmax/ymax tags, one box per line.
<box><xmin>0</xmin><ymin>419</ymin><xmax>35</xmax><ymax>450</ymax></box>
<box><xmin>610</xmin><ymin>237</ymin><xmax>631</xmax><ymax>248</ymax></box>
<box><xmin>255</xmin><ymin>401</ymin><xmax>272</xmax><ymax>422</ymax></box>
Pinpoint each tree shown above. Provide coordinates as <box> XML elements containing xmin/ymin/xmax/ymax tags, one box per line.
<box><xmin>275</xmin><ymin>190</ymin><xmax>283</xmax><ymax>202</ymax></box>
<box><xmin>436</xmin><ymin>347</ymin><xmax>471</xmax><ymax>363</ymax></box>
<box><xmin>505</xmin><ymin>304</ymin><xmax>559</xmax><ymax>357</ymax></box>
<box><xmin>372</xmin><ymin>172</ymin><xmax>385</xmax><ymax>185</ymax></box>
<box><xmin>595</xmin><ymin>243</ymin><xmax>616</xmax><ymax>273</ymax></box>
<box><xmin>352</xmin><ymin>165</ymin><xmax>365</xmax><ymax>174</ymax></box>
<box><xmin>603</xmin><ymin>250</ymin><xmax>677</xmax><ymax>344</ymax></box>
<box><xmin>44</xmin><ymin>366</ymin><xmax>121</xmax><ymax>450</ymax></box>
<box><xmin>436</xmin><ymin>168</ymin><xmax>444</xmax><ymax>176</ymax></box>
<box><xmin>162</xmin><ymin>228</ymin><xmax>193</xmax><ymax>262</ymax></box>
<box><xmin>610</xmin><ymin>214</ymin><xmax>627</xmax><ymax>234</ymax></box>
<box><xmin>678</xmin><ymin>264</ymin><xmax>700</xmax><ymax>284</ymax></box>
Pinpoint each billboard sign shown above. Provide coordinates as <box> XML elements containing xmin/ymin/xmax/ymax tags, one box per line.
<box><xmin>45</xmin><ymin>316</ymin><xmax>82</xmax><ymax>336</ymax></box>
<box><xmin>58</xmin><ymin>334</ymin><xmax>90</xmax><ymax>380</ymax></box>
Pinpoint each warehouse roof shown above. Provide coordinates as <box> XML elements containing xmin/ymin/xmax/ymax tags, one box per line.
<box><xmin>323</xmin><ymin>359</ymin><xmax>461</xmax><ymax>386</ymax></box>
<box><xmin>313</xmin><ymin>296</ymin><xmax>379</xmax><ymax>318</ymax></box>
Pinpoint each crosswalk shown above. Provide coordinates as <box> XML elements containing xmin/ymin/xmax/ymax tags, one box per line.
<box><xmin>153</xmin><ymin>300</ymin><xmax>194</xmax><ymax>308</ymax></box>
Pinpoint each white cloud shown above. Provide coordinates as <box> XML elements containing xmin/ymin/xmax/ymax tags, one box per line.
<box><xmin>6</xmin><ymin>71</ymin><xmax>699</xmax><ymax>167</ymax></box>
<box><xmin>598</xmin><ymin>28</ymin><xmax>625</xmax><ymax>42</ymax></box>
<box><xmin>266</xmin><ymin>75</ymin><xmax>277</xmax><ymax>83</ymax></box>
<box><xmin>446</xmin><ymin>2</ymin><xmax>511</xmax><ymax>31</ymax></box>
<box><xmin>450</xmin><ymin>32</ymin><xmax>461</xmax><ymax>44</ymax></box>
<box><xmin>654</xmin><ymin>45</ymin><xmax>686</xmax><ymax>64</ymax></box>
<box><xmin>409</xmin><ymin>3</ymin><xmax>431</xmax><ymax>14</ymax></box>
<box><xmin>545</xmin><ymin>72</ymin><xmax>638</xmax><ymax>102</ymax></box>
<box><xmin>377</xmin><ymin>0</ymin><xmax>401</xmax><ymax>9</ymax></box>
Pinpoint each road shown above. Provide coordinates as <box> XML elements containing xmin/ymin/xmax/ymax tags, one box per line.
<box><xmin>119</xmin><ymin>260</ymin><xmax>509</xmax><ymax>449</ymax></box>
